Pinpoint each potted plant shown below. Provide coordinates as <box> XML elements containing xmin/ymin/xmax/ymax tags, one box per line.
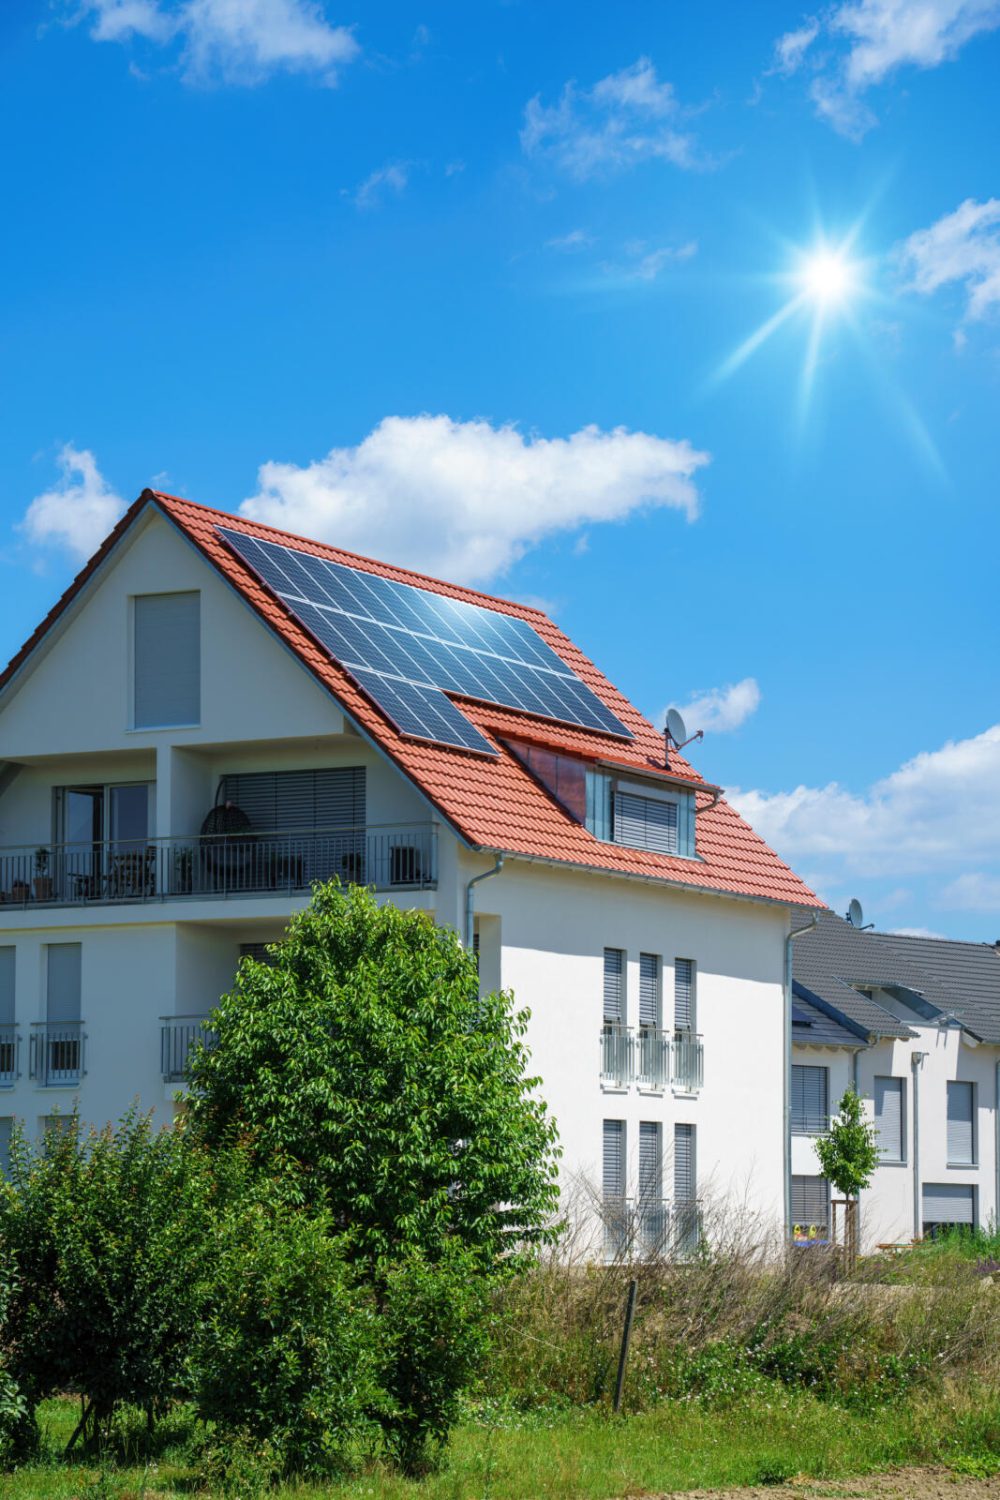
<box><xmin>33</xmin><ymin>847</ymin><xmax>53</xmax><ymax>900</ymax></box>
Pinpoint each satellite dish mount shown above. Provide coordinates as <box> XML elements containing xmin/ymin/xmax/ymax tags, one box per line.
<box><xmin>846</xmin><ymin>897</ymin><xmax>874</xmax><ymax>931</ymax></box>
<box><xmin>665</xmin><ymin>707</ymin><xmax>703</xmax><ymax>762</ymax></box>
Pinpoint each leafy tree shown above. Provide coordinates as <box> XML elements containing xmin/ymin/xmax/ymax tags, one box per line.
<box><xmin>815</xmin><ymin>1088</ymin><xmax>880</xmax><ymax>1199</ymax></box>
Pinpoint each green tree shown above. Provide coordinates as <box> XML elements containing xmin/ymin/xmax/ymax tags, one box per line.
<box><xmin>815</xmin><ymin>1088</ymin><xmax>880</xmax><ymax>1200</ymax></box>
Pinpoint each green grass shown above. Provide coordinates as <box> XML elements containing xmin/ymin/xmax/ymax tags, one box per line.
<box><xmin>7</xmin><ymin>1387</ymin><xmax>1000</xmax><ymax>1500</ymax></box>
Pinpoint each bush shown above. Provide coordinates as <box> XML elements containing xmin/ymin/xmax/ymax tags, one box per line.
<box><xmin>0</xmin><ymin>1270</ymin><xmax>30</xmax><ymax>1465</ymax></box>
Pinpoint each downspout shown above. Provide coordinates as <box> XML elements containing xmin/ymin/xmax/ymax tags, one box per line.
<box><xmin>911</xmin><ymin>1052</ymin><xmax>927</xmax><ymax>1240</ymax></box>
<box><xmin>784</xmin><ymin>912</ymin><xmax>818</xmax><ymax>1238</ymax></box>
<box><xmin>465</xmin><ymin>855</ymin><xmax>504</xmax><ymax>948</ymax></box>
<box><xmin>995</xmin><ymin>1058</ymin><xmax>1000</xmax><ymax>1233</ymax></box>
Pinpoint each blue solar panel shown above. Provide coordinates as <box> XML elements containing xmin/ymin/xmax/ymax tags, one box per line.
<box><xmin>218</xmin><ymin>527</ymin><xmax>633</xmax><ymax>754</ymax></box>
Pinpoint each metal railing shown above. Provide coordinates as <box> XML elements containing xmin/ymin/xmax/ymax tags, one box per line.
<box><xmin>29</xmin><ymin>1022</ymin><xmax>85</xmax><ymax>1086</ymax></box>
<box><xmin>601</xmin><ymin>1198</ymin><xmax>702</xmax><ymax>1261</ymax></box>
<box><xmin>790</xmin><ymin>1112</ymin><xmax>831</xmax><ymax>1137</ymax></box>
<box><xmin>161</xmin><ymin>1016</ymin><xmax>217</xmax><ymax>1083</ymax></box>
<box><xmin>0</xmin><ymin>1025</ymin><xmax>19</xmax><ymax>1085</ymax></box>
<box><xmin>0</xmin><ymin>823</ymin><xmax>438</xmax><ymax>908</ymax></box>
<box><xmin>600</xmin><ymin>1027</ymin><xmax>704</xmax><ymax>1092</ymax></box>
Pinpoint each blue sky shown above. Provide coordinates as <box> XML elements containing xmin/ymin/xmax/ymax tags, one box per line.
<box><xmin>2</xmin><ymin>0</ymin><xmax>999</xmax><ymax>938</ymax></box>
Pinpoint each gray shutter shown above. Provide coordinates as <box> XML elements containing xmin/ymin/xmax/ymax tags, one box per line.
<box><xmin>791</xmin><ymin>1064</ymin><xmax>829</xmax><ymax>1133</ymax></box>
<box><xmin>603</xmin><ymin>1119</ymin><xmax>625</xmax><ymax>1200</ymax></box>
<box><xmin>947</xmin><ymin>1082</ymin><xmax>974</xmax><ymax>1165</ymax></box>
<box><xmin>923</xmin><ymin>1183</ymin><xmax>974</xmax><ymax>1226</ymax></box>
<box><xmin>674</xmin><ymin>959</ymin><xmax>694</xmax><ymax>1032</ymax></box>
<box><xmin>874</xmin><ymin>1076</ymin><xmax>904</xmax><ymax>1161</ymax></box>
<box><xmin>239</xmin><ymin>942</ymin><xmax>276</xmax><ymax>967</ymax></box>
<box><xmin>674</xmin><ymin>1122</ymin><xmax>695</xmax><ymax>1202</ymax></box>
<box><xmin>603</xmin><ymin>948</ymin><xmax>624</xmax><ymax>1024</ymax></box>
<box><xmin>220</xmin><ymin>768</ymin><xmax>366</xmax><ymax>831</ymax></box>
<box><xmin>615</xmin><ymin>792</ymin><xmax>678</xmax><ymax>854</ymax></box>
<box><xmin>46</xmin><ymin>944</ymin><xmax>81</xmax><ymax>1024</ymax></box>
<box><xmin>134</xmin><ymin>592</ymin><xmax>200</xmax><ymax>728</ymax></box>
<box><xmin>0</xmin><ymin>949</ymin><xmax>13</xmax><ymax>1027</ymax></box>
<box><xmin>0</xmin><ymin>1117</ymin><xmax>11</xmax><ymax>1178</ymax></box>
<box><xmin>639</xmin><ymin>953</ymin><xmax>660</xmax><ymax>1028</ymax></box>
<box><xmin>638</xmin><ymin>1120</ymin><xmax>662</xmax><ymax>1200</ymax></box>
<box><xmin>791</xmin><ymin>1174</ymin><xmax>830</xmax><ymax>1229</ymax></box>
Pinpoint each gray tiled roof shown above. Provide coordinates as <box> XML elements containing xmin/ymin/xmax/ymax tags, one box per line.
<box><xmin>792</xmin><ymin>910</ymin><xmax>1000</xmax><ymax>1046</ymax></box>
<box><xmin>791</xmin><ymin>991</ymin><xmax>865</xmax><ymax>1050</ymax></box>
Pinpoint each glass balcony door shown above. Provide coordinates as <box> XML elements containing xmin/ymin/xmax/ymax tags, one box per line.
<box><xmin>56</xmin><ymin>784</ymin><xmax>151</xmax><ymax>900</ymax></box>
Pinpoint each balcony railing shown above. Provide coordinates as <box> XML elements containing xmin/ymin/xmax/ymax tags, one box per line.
<box><xmin>601</xmin><ymin>1198</ymin><xmax>702</xmax><ymax>1261</ymax></box>
<box><xmin>30</xmin><ymin>1022</ymin><xmax>85</xmax><ymax>1086</ymax></box>
<box><xmin>161</xmin><ymin>1016</ymin><xmax>217</xmax><ymax>1083</ymax></box>
<box><xmin>0</xmin><ymin>1025</ymin><xmax>19</xmax><ymax>1085</ymax></box>
<box><xmin>600</xmin><ymin>1026</ymin><xmax>704</xmax><ymax>1092</ymax></box>
<box><xmin>0</xmin><ymin>823</ymin><xmax>438</xmax><ymax>909</ymax></box>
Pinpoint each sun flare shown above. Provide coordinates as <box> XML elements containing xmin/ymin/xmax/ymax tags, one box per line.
<box><xmin>799</xmin><ymin>249</ymin><xmax>855</xmax><ymax>304</ymax></box>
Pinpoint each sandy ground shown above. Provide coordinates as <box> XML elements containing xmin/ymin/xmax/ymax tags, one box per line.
<box><xmin>650</xmin><ymin>1468</ymin><xmax>1000</xmax><ymax>1499</ymax></box>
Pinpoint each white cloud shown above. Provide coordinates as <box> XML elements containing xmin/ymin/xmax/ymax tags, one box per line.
<box><xmin>773</xmin><ymin>1</ymin><xmax>1000</xmax><ymax>138</ymax></box>
<box><xmin>521</xmin><ymin>57</ymin><xmax>703</xmax><ymax>179</ymax></box>
<box><xmin>897</xmin><ymin>198</ymin><xmax>1000</xmax><ymax>320</ymax></box>
<box><xmin>730</xmin><ymin>724</ymin><xmax>1000</xmax><ymax>881</ymax></box>
<box><xmin>663</xmin><ymin>677</ymin><xmax>761</xmax><ymax>736</ymax></box>
<box><xmin>606</xmin><ymin>239</ymin><xmax>698</xmax><ymax>283</ymax></box>
<box><xmin>352</xmin><ymin>161</ymin><xmax>409</xmax><ymax>211</ymax></box>
<box><xmin>890</xmin><ymin>925</ymin><xmax>949</xmax><ymax>938</ymax></box>
<box><xmin>239</xmin><ymin>414</ymin><xmax>708</xmax><ymax>584</ymax></box>
<box><xmin>939</xmin><ymin>872</ymin><xmax>1000</xmax><ymax>910</ymax></box>
<box><xmin>75</xmin><ymin>0</ymin><xmax>359</xmax><ymax>85</ymax></box>
<box><xmin>545</xmin><ymin>229</ymin><xmax>593</xmax><ymax>252</ymax></box>
<box><xmin>17</xmin><ymin>446</ymin><xmax>126</xmax><ymax>562</ymax></box>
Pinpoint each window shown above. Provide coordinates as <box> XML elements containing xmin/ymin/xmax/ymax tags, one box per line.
<box><xmin>947</xmin><ymin>1081</ymin><xmax>975</xmax><ymax>1166</ymax></box>
<box><xmin>674</xmin><ymin>959</ymin><xmax>695</xmax><ymax>1034</ymax></box>
<box><xmin>35</xmin><ymin>944</ymin><xmax>82</xmax><ymax>1086</ymax></box>
<box><xmin>613</xmin><ymin>782</ymin><xmax>696</xmax><ymax>858</ymax></box>
<box><xmin>0</xmin><ymin>949</ymin><xmax>15</xmax><ymax>1087</ymax></box>
<box><xmin>674</xmin><ymin>1122</ymin><xmax>696</xmax><ymax>1202</ymax></box>
<box><xmin>239</xmin><ymin>942</ymin><xmax>277</xmax><ymax>967</ymax></box>
<box><xmin>133</xmin><ymin>591</ymin><xmax>201</xmax><ymax>728</ymax></box>
<box><xmin>791</xmin><ymin>1064</ymin><xmax>829</xmax><ymax>1135</ymax></box>
<box><xmin>874</xmin><ymin>1076</ymin><xmax>905</xmax><ymax>1163</ymax></box>
<box><xmin>638</xmin><ymin>1121</ymin><xmax>662</xmax><ymax>1203</ymax></box>
<box><xmin>638</xmin><ymin>953</ymin><xmax>660</xmax><ymax>1029</ymax></box>
<box><xmin>923</xmin><ymin>1183</ymin><xmax>975</xmax><ymax>1235</ymax></box>
<box><xmin>506</xmin><ymin>742</ymin><xmax>612</xmax><ymax>840</ymax></box>
<box><xmin>0</xmin><ymin>1117</ymin><xmax>11</xmax><ymax>1178</ymax></box>
<box><xmin>603</xmin><ymin>948</ymin><xmax>625</xmax><ymax>1025</ymax></box>
<box><xmin>791</xmin><ymin>1175</ymin><xmax>830</xmax><ymax>1238</ymax></box>
<box><xmin>602</xmin><ymin>1119</ymin><xmax>625</xmax><ymax>1200</ymax></box>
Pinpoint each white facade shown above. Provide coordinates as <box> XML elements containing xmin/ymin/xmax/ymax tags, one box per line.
<box><xmin>0</xmin><ymin>505</ymin><xmax>801</xmax><ymax>1249</ymax></box>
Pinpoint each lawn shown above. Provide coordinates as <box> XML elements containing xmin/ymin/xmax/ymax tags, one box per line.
<box><xmin>7</xmin><ymin>1386</ymin><xmax>1000</xmax><ymax>1500</ymax></box>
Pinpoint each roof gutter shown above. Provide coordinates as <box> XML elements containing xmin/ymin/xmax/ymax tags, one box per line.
<box><xmin>785</xmin><ymin>913</ymin><xmax>818</xmax><ymax>1240</ymax></box>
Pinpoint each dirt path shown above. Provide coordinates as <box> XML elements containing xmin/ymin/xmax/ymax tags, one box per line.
<box><xmin>650</xmin><ymin>1468</ymin><xmax>1000</xmax><ymax>1499</ymax></box>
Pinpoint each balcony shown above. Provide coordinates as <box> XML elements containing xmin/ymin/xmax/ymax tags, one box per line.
<box><xmin>29</xmin><ymin>1022</ymin><xmax>85</xmax><ymax>1086</ymax></box>
<box><xmin>0</xmin><ymin>1025</ymin><xmax>19</xmax><ymax>1086</ymax></box>
<box><xmin>161</xmin><ymin>1015</ymin><xmax>216</xmax><ymax>1083</ymax></box>
<box><xmin>0</xmin><ymin>822</ymin><xmax>438</xmax><ymax>910</ymax></box>
<box><xmin>599</xmin><ymin>1026</ymin><xmax>704</xmax><ymax>1092</ymax></box>
<box><xmin>601</xmin><ymin>1198</ymin><xmax>702</xmax><ymax>1261</ymax></box>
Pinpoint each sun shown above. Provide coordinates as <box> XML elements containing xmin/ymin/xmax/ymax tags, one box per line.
<box><xmin>799</xmin><ymin>249</ymin><xmax>855</xmax><ymax>305</ymax></box>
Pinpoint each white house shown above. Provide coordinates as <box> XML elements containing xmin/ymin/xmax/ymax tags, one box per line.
<box><xmin>792</xmin><ymin>911</ymin><xmax>1000</xmax><ymax>1248</ymax></box>
<box><xmin>0</xmin><ymin>488</ymin><xmax>824</xmax><ymax>1249</ymax></box>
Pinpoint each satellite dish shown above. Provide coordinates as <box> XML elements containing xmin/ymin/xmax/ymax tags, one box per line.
<box><xmin>666</xmin><ymin>708</ymin><xmax>688</xmax><ymax>747</ymax></box>
<box><xmin>847</xmin><ymin>898</ymin><xmax>864</xmax><ymax>929</ymax></box>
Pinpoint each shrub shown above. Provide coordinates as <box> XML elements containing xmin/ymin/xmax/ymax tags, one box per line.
<box><xmin>0</xmin><ymin>1270</ymin><xmax>30</xmax><ymax>1465</ymax></box>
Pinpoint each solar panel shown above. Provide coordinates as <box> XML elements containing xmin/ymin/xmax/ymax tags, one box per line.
<box><xmin>218</xmin><ymin>527</ymin><xmax>633</xmax><ymax>754</ymax></box>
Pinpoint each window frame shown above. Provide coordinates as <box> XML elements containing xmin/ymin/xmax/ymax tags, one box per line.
<box><xmin>874</xmin><ymin>1075</ymin><xmax>906</xmax><ymax>1165</ymax></box>
<box><xmin>131</xmin><ymin>590</ymin><xmax>202</xmax><ymax>731</ymax></box>
<box><xmin>790</xmin><ymin>1063</ymin><xmax>830</xmax><ymax>1136</ymax></box>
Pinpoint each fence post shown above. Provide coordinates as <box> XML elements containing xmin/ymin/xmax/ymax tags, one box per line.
<box><xmin>613</xmin><ymin>1277</ymin><xmax>638</xmax><ymax>1415</ymax></box>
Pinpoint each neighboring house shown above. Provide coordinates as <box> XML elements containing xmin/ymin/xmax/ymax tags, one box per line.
<box><xmin>0</xmin><ymin>489</ymin><xmax>822</xmax><ymax>1247</ymax></box>
<box><xmin>792</xmin><ymin>911</ymin><xmax>1000</xmax><ymax>1247</ymax></box>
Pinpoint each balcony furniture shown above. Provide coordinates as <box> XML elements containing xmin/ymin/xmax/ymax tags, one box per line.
<box><xmin>29</xmin><ymin>1022</ymin><xmax>85</xmax><ymax>1086</ymax></box>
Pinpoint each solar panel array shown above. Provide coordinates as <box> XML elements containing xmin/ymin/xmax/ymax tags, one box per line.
<box><xmin>218</xmin><ymin>527</ymin><xmax>633</xmax><ymax>755</ymax></box>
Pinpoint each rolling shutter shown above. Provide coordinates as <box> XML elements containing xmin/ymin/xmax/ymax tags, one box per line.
<box><xmin>603</xmin><ymin>948</ymin><xmax>624</xmax><ymax>1024</ymax></box>
<box><xmin>639</xmin><ymin>1120</ymin><xmax>662</xmax><ymax>1200</ymax></box>
<box><xmin>674</xmin><ymin>1122</ymin><xmax>695</xmax><ymax>1202</ymax></box>
<box><xmin>134</xmin><ymin>592</ymin><xmax>200</xmax><ymax>728</ymax></box>
<box><xmin>947</xmin><ymin>1082</ymin><xmax>974</xmax><ymax>1165</ymax></box>
<box><xmin>923</xmin><ymin>1183</ymin><xmax>974</xmax><ymax>1226</ymax></box>
<box><xmin>639</xmin><ymin>953</ymin><xmax>660</xmax><ymax>1028</ymax></box>
<box><xmin>46</xmin><ymin>944</ymin><xmax>81</xmax><ymax>1025</ymax></box>
<box><xmin>239</xmin><ymin>942</ymin><xmax>277</xmax><ymax>967</ymax></box>
<box><xmin>791</xmin><ymin>1064</ymin><xmax>829</xmax><ymax>1134</ymax></box>
<box><xmin>791</xmin><ymin>1175</ymin><xmax>830</xmax><ymax>1230</ymax></box>
<box><xmin>674</xmin><ymin>959</ymin><xmax>694</xmax><ymax>1033</ymax></box>
<box><xmin>615</xmin><ymin>792</ymin><xmax>678</xmax><ymax>854</ymax></box>
<box><xmin>219</xmin><ymin>768</ymin><xmax>366</xmax><ymax>831</ymax></box>
<box><xmin>0</xmin><ymin>949</ymin><xmax>13</xmax><ymax>1027</ymax></box>
<box><xmin>874</xmin><ymin>1076</ymin><xmax>904</xmax><ymax>1162</ymax></box>
<box><xmin>603</xmin><ymin>1119</ymin><xmax>625</xmax><ymax>1200</ymax></box>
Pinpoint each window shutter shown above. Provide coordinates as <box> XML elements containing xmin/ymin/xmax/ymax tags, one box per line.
<box><xmin>674</xmin><ymin>959</ymin><xmax>694</xmax><ymax>1033</ymax></box>
<box><xmin>638</xmin><ymin>1121</ymin><xmax>662</xmax><ymax>1201</ymax></box>
<box><xmin>603</xmin><ymin>948</ymin><xmax>624</xmax><ymax>1024</ymax></box>
<box><xmin>614</xmin><ymin>792</ymin><xmax>679</xmax><ymax>854</ymax></box>
<box><xmin>923</xmin><ymin>1183</ymin><xmax>974</xmax><ymax>1226</ymax></box>
<box><xmin>133</xmin><ymin>592</ymin><xmax>200</xmax><ymax>728</ymax></box>
<box><xmin>791</xmin><ymin>1064</ymin><xmax>829</xmax><ymax>1133</ymax></box>
<box><xmin>874</xmin><ymin>1076</ymin><xmax>904</xmax><ymax>1161</ymax></box>
<box><xmin>219</xmin><ymin>767</ymin><xmax>366</xmax><ymax>831</ymax></box>
<box><xmin>239</xmin><ymin>942</ymin><xmax>276</xmax><ymax>967</ymax></box>
<box><xmin>791</xmin><ymin>1175</ymin><xmax>830</xmax><ymax>1229</ymax></box>
<box><xmin>674</xmin><ymin>1122</ymin><xmax>695</xmax><ymax>1202</ymax></box>
<box><xmin>639</xmin><ymin>953</ymin><xmax>660</xmax><ymax>1028</ymax></box>
<box><xmin>603</xmin><ymin>1119</ymin><xmax>625</xmax><ymax>1200</ymax></box>
<box><xmin>0</xmin><ymin>949</ymin><xmax>13</xmax><ymax>1027</ymax></box>
<box><xmin>46</xmin><ymin>944</ymin><xmax>81</xmax><ymax>1025</ymax></box>
<box><xmin>947</xmin><ymin>1082</ymin><xmax>974</xmax><ymax>1165</ymax></box>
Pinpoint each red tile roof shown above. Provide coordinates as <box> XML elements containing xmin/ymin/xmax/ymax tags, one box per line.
<box><xmin>0</xmin><ymin>489</ymin><xmax>822</xmax><ymax>910</ymax></box>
